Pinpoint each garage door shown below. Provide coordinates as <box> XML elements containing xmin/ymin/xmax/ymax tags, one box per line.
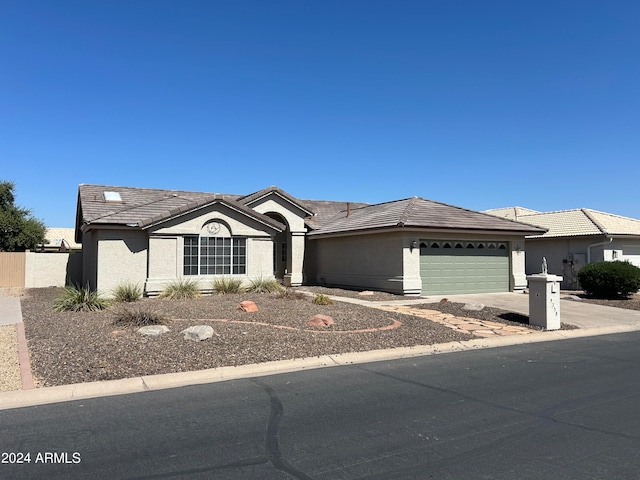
<box><xmin>420</xmin><ymin>240</ymin><xmax>510</xmax><ymax>295</ymax></box>
<box><xmin>621</xmin><ymin>245</ymin><xmax>640</xmax><ymax>267</ymax></box>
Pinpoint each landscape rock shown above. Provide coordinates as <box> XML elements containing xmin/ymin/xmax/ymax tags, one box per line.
<box><xmin>462</xmin><ymin>302</ymin><xmax>485</xmax><ymax>311</ymax></box>
<box><xmin>358</xmin><ymin>291</ymin><xmax>375</xmax><ymax>296</ymax></box>
<box><xmin>562</xmin><ymin>295</ymin><xmax>583</xmax><ymax>301</ymax></box>
<box><xmin>237</xmin><ymin>301</ymin><xmax>259</xmax><ymax>312</ymax></box>
<box><xmin>308</xmin><ymin>314</ymin><xmax>334</xmax><ymax>327</ymax></box>
<box><xmin>181</xmin><ymin>325</ymin><xmax>214</xmax><ymax>342</ymax></box>
<box><xmin>137</xmin><ymin>325</ymin><xmax>170</xmax><ymax>336</ymax></box>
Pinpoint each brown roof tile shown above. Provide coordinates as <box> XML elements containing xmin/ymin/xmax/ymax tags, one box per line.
<box><xmin>308</xmin><ymin>197</ymin><xmax>546</xmax><ymax>236</ymax></box>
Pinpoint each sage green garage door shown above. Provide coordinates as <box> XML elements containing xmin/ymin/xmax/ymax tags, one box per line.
<box><xmin>420</xmin><ymin>241</ymin><xmax>509</xmax><ymax>295</ymax></box>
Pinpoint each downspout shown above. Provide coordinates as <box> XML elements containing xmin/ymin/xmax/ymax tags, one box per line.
<box><xmin>587</xmin><ymin>235</ymin><xmax>612</xmax><ymax>264</ymax></box>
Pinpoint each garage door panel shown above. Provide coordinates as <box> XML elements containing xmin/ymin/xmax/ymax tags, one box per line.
<box><xmin>421</xmin><ymin>242</ymin><xmax>509</xmax><ymax>295</ymax></box>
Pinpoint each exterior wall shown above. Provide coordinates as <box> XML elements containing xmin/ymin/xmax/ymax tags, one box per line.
<box><xmin>525</xmin><ymin>236</ymin><xmax>605</xmax><ymax>289</ymax></box>
<box><xmin>96</xmin><ymin>229</ymin><xmax>149</xmax><ymax>295</ymax></box>
<box><xmin>24</xmin><ymin>252</ymin><xmax>82</xmax><ymax>288</ymax></box>
<box><xmin>82</xmin><ymin>230</ymin><xmax>98</xmax><ymax>290</ymax></box>
<box><xmin>248</xmin><ymin>195</ymin><xmax>308</xmax><ymax>287</ymax></box>
<box><xmin>310</xmin><ymin>232</ymin><xmax>407</xmax><ymax>294</ymax></box>
<box><xmin>144</xmin><ymin>204</ymin><xmax>278</xmax><ymax>295</ymax></box>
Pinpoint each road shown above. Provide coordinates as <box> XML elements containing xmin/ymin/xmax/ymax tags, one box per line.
<box><xmin>1</xmin><ymin>332</ymin><xmax>639</xmax><ymax>479</ymax></box>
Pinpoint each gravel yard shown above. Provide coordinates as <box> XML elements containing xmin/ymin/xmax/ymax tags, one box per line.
<box><xmin>0</xmin><ymin>325</ymin><xmax>21</xmax><ymax>392</ymax></box>
<box><xmin>21</xmin><ymin>288</ymin><xmax>478</xmax><ymax>387</ymax></box>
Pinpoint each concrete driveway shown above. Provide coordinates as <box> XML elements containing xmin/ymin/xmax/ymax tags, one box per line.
<box><xmin>420</xmin><ymin>292</ymin><xmax>640</xmax><ymax>330</ymax></box>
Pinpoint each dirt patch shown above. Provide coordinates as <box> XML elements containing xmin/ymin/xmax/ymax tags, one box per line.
<box><xmin>22</xmin><ymin>288</ymin><xmax>473</xmax><ymax>387</ymax></box>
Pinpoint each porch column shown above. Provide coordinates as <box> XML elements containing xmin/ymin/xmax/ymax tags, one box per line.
<box><xmin>284</xmin><ymin>231</ymin><xmax>305</xmax><ymax>286</ymax></box>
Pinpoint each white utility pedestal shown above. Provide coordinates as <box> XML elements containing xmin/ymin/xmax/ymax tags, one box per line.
<box><xmin>527</xmin><ymin>273</ymin><xmax>563</xmax><ymax>330</ymax></box>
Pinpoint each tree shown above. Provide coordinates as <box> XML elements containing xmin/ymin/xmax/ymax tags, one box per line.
<box><xmin>0</xmin><ymin>181</ymin><xmax>47</xmax><ymax>252</ymax></box>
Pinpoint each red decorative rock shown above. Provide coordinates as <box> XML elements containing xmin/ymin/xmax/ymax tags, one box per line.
<box><xmin>358</xmin><ymin>291</ymin><xmax>375</xmax><ymax>296</ymax></box>
<box><xmin>440</xmin><ymin>298</ymin><xmax>449</xmax><ymax>303</ymax></box>
<box><xmin>308</xmin><ymin>314</ymin><xmax>334</xmax><ymax>327</ymax></box>
<box><xmin>237</xmin><ymin>301</ymin><xmax>259</xmax><ymax>312</ymax></box>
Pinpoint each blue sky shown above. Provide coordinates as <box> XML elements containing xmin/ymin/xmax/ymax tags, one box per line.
<box><xmin>1</xmin><ymin>0</ymin><xmax>639</xmax><ymax>227</ymax></box>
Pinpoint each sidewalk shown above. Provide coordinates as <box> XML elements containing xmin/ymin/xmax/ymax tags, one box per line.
<box><xmin>0</xmin><ymin>290</ymin><xmax>34</xmax><ymax>391</ymax></box>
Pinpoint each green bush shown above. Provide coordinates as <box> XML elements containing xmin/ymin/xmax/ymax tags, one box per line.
<box><xmin>577</xmin><ymin>261</ymin><xmax>640</xmax><ymax>299</ymax></box>
<box><xmin>53</xmin><ymin>285</ymin><xmax>110</xmax><ymax>312</ymax></box>
<box><xmin>113</xmin><ymin>304</ymin><xmax>171</xmax><ymax>327</ymax></box>
<box><xmin>159</xmin><ymin>278</ymin><xmax>201</xmax><ymax>299</ymax></box>
<box><xmin>313</xmin><ymin>293</ymin><xmax>333</xmax><ymax>305</ymax></box>
<box><xmin>212</xmin><ymin>277</ymin><xmax>245</xmax><ymax>294</ymax></box>
<box><xmin>246</xmin><ymin>277</ymin><xmax>285</xmax><ymax>294</ymax></box>
<box><xmin>112</xmin><ymin>281</ymin><xmax>143</xmax><ymax>302</ymax></box>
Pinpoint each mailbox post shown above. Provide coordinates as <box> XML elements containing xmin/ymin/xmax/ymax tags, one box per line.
<box><xmin>526</xmin><ymin>257</ymin><xmax>563</xmax><ymax>330</ymax></box>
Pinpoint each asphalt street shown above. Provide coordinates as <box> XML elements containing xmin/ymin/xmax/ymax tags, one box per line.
<box><xmin>1</xmin><ymin>331</ymin><xmax>639</xmax><ymax>479</ymax></box>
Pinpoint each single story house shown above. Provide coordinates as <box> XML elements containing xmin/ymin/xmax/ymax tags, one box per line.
<box><xmin>75</xmin><ymin>184</ymin><xmax>545</xmax><ymax>296</ymax></box>
<box><xmin>485</xmin><ymin>207</ymin><xmax>640</xmax><ymax>289</ymax></box>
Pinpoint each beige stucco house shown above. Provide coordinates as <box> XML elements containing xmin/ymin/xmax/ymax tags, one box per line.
<box><xmin>75</xmin><ymin>184</ymin><xmax>544</xmax><ymax>296</ymax></box>
<box><xmin>485</xmin><ymin>207</ymin><xmax>640</xmax><ymax>289</ymax></box>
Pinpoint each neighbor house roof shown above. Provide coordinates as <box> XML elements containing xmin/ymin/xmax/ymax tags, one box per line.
<box><xmin>308</xmin><ymin>197</ymin><xmax>546</xmax><ymax>236</ymax></box>
<box><xmin>76</xmin><ymin>184</ymin><xmax>286</xmax><ymax>241</ymax></box>
<box><xmin>483</xmin><ymin>206</ymin><xmax>541</xmax><ymax>221</ymax></box>
<box><xmin>484</xmin><ymin>207</ymin><xmax>640</xmax><ymax>238</ymax></box>
<box><xmin>41</xmin><ymin>228</ymin><xmax>82</xmax><ymax>251</ymax></box>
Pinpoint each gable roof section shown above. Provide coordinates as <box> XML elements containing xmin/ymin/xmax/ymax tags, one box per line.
<box><xmin>309</xmin><ymin>197</ymin><xmax>546</xmax><ymax>236</ymax></box>
<box><xmin>76</xmin><ymin>184</ymin><xmax>285</xmax><ymax>239</ymax></box>
<box><xmin>236</xmin><ymin>186</ymin><xmax>314</xmax><ymax>217</ymax></box>
<box><xmin>519</xmin><ymin>209</ymin><xmax>640</xmax><ymax>238</ymax></box>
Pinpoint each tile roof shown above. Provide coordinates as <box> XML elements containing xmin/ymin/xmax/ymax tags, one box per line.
<box><xmin>299</xmin><ymin>199</ymin><xmax>369</xmax><ymax>230</ymax></box>
<box><xmin>308</xmin><ymin>197</ymin><xmax>546</xmax><ymax>236</ymax></box>
<box><xmin>485</xmin><ymin>207</ymin><xmax>640</xmax><ymax>238</ymax></box>
<box><xmin>236</xmin><ymin>186</ymin><xmax>314</xmax><ymax>216</ymax></box>
<box><xmin>483</xmin><ymin>206</ymin><xmax>541</xmax><ymax>220</ymax></box>
<box><xmin>76</xmin><ymin>184</ymin><xmax>285</xmax><ymax>233</ymax></box>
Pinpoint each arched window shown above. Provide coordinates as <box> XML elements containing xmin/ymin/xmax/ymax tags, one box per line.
<box><xmin>466</xmin><ymin>243</ymin><xmax>475</xmax><ymax>249</ymax></box>
<box><xmin>477</xmin><ymin>243</ymin><xmax>485</xmax><ymax>249</ymax></box>
<box><xmin>498</xmin><ymin>243</ymin><xmax>507</xmax><ymax>250</ymax></box>
<box><xmin>443</xmin><ymin>242</ymin><xmax>452</xmax><ymax>248</ymax></box>
<box><xmin>455</xmin><ymin>242</ymin><xmax>464</xmax><ymax>249</ymax></box>
<box><xmin>430</xmin><ymin>242</ymin><xmax>440</xmax><ymax>248</ymax></box>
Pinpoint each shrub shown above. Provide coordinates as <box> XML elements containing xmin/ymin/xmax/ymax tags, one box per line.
<box><xmin>246</xmin><ymin>277</ymin><xmax>285</xmax><ymax>294</ymax></box>
<box><xmin>159</xmin><ymin>278</ymin><xmax>201</xmax><ymax>299</ymax></box>
<box><xmin>274</xmin><ymin>287</ymin><xmax>308</xmax><ymax>300</ymax></box>
<box><xmin>53</xmin><ymin>285</ymin><xmax>110</xmax><ymax>312</ymax></box>
<box><xmin>313</xmin><ymin>293</ymin><xmax>333</xmax><ymax>305</ymax></box>
<box><xmin>577</xmin><ymin>261</ymin><xmax>640</xmax><ymax>299</ymax></box>
<box><xmin>112</xmin><ymin>281</ymin><xmax>143</xmax><ymax>302</ymax></box>
<box><xmin>212</xmin><ymin>277</ymin><xmax>245</xmax><ymax>294</ymax></box>
<box><xmin>113</xmin><ymin>304</ymin><xmax>171</xmax><ymax>327</ymax></box>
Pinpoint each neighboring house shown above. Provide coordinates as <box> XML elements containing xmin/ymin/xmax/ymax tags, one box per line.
<box><xmin>485</xmin><ymin>207</ymin><xmax>640</xmax><ymax>289</ymax></box>
<box><xmin>40</xmin><ymin>228</ymin><xmax>82</xmax><ymax>252</ymax></box>
<box><xmin>75</xmin><ymin>184</ymin><xmax>544</xmax><ymax>296</ymax></box>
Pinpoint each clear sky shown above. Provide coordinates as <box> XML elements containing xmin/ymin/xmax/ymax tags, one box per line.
<box><xmin>1</xmin><ymin>0</ymin><xmax>639</xmax><ymax>227</ymax></box>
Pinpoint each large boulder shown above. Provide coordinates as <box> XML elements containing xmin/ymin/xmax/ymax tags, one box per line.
<box><xmin>138</xmin><ymin>325</ymin><xmax>170</xmax><ymax>336</ymax></box>
<box><xmin>308</xmin><ymin>314</ymin><xmax>334</xmax><ymax>327</ymax></box>
<box><xmin>237</xmin><ymin>301</ymin><xmax>258</xmax><ymax>312</ymax></box>
<box><xmin>181</xmin><ymin>325</ymin><xmax>214</xmax><ymax>342</ymax></box>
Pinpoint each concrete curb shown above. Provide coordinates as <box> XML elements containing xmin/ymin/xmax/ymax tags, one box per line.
<box><xmin>2</xmin><ymin>323</ymin><xmax>639</xmax><ymax>411</ymax></box>
<box><xmin>15</xmin><ymin>322</ymin><xmax>35</xmax><ymax>390</ymax></box>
